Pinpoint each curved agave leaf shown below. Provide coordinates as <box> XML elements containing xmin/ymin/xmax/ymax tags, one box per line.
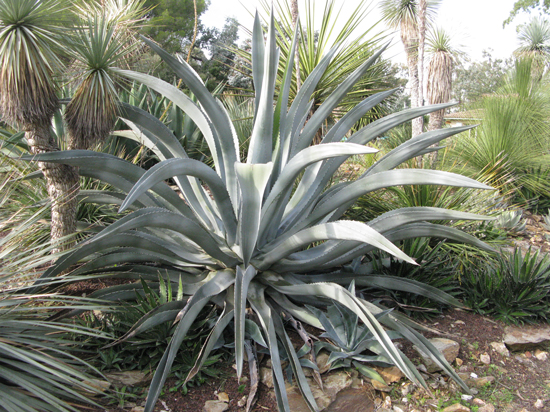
<box><xmin>20</xmin><ymin>150</ymin><xmax>193</xmax><ymax>217</ymax></box>
<box><xmin>261</xmin><ymin>273</ymin><xmax>427</xmax><ymax>389</ymax></box>
<box><xmin>104</xmin><ymin>299</ymin><xmax>189</xmax><ymax>348</ymax></box>
<box><xmin>314</xmin><ymin>222</ymin><xmax>496</xmax><ymax>270</ymax></box>
<box><xmin>289</xmin><ymin>170</ymin><xmax>493</xmax><ymax>234</ymax></box>
<box><xmin>235</xmin><ymin>163</ymin><xmax>273</xmax><ymax>265</ymax></box>
<box><xmin>270</xmin><ymin>305</ymin><xmax>319</xmax><ymax>411</ymax></box>
<box><xmin>260</xmin><ymin>143</ymin><xmax>378</xmax><ymax>244</ymax></box>
<box><xmin>256</xmin><ymin>220</ymin><xmax>415</xmax><ymax>270</ymax></box>
<box><xmin>248</xmin><ymin>11</ymin><xmax>278</xmax><ymax>164</ymax></box>
<box><xmin>144</xmin><ymin>270</ymin><xmax>235</xmax><ymax>412</ymax></box>
<box><xmin>120</xmin><ymin>158</ymin><xmax>238</xmax><ymax>245</ymax></box>
<box><xmin>287</xmin><ymin>89</ymin><xmax>399</xmax><ymax>214</ymax></box>
<box><xmin>368</xmin><ymin>207</ymin><xmax>494</xmax><ymax>233</ymax></box>
<box><xmin>247</xmin><ymin>282</ymin><xmax>290</xmax><ymax>412</ymax></box>
<box><xmin>77</xmin><ymin>190</ymin><xmax>142</xmax><ymax>210</ymax></box>
<box><xmin>283</xmin><ymin>104</ymin><xmax>462</xmax><ymax>226</ymax></box>
<box><xmin>127</xmin><ymin>37</ymin><xmax>241</xmax><ymax>203</ymax></box>
<box><xmin>291</xmin><ymin>45</ymin><xmax>387</xmax><ymax>155</ymax></box>
<box><xmin>234</xmin><ymin>265</ymin><xmax>257</xmax><ymax>378</ymax></box>
<box><xmin>86</xmin><ymin>208</ymin><xmax>236</xmax><ymax>266</ymax></box>
<box><xmin>186</xmin><ymin>306</ymin><xmax>234</xmax><ymax>384</ymax></box>
<box><xmin>365</xmin><ymin>125</ymin><xmax>476</xmax><ymax>175</ymax></box>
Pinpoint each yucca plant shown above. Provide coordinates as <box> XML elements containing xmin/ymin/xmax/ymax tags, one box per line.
<box><xmin>25</xmin><ymin>12</ymin><xmax>496</xmax><ymax>412</ymax></box>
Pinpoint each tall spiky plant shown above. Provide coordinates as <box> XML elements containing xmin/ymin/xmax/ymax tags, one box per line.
<box><xmin>0</xmin><ymin>0</ymin><xmax>79</xmax><ymax>253</ymax></box>
<box><xmin>379</xmin><ymin>0</ymin><xmax>441</xmax><ymax>137</ymax></box>
<box><xmin>27</xmin><ymin>12</ymin><xmax>495</xmax><ymax>412</ymax></box>
<box><xmin>66</xmin><ymin>0</ymin><xmax>147</xmax><ymax>150</ymax></box>
<box><xmin>246</xmin><ymin>0</ymin><xmax>394</xmax><ymax>128</ymax></box>
<box><xmin>514</xmin><ymin>16</ymin><xmax>550</xmax><ymax>79</ymax></box>
<box><xmin>426</xmin><ymin>27</ymin><xmax>458</xmax><ymax>132</ymax></box>
<box><xmin>452</xmin><ymin>58</ymin><xmax>550</xmax><ymax>198</ymax></box>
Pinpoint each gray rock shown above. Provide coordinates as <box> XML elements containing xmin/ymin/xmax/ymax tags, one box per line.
<box><xmin>504</xmin><ymin>325</ymin><xmax>550</xmax><ymax>351</ymax></box>
<box><xmin>203</xmin><ymin>400</ymin><xmax>228</xmax><ymax>412</ymax></box>
<box><xmin>489</xmin><ymin>342</ymin><xmax>510</xmax><ymax>357</ymax></box>
<box><xmin>105</xmin><ymin>371</ymin><xmax>150</xmax><ymax>387</ymax></box>
<box><xmin>413</xmin><ymin>338</ymin><xmax>460</xmax><ymax>372</ymax></box>
<box><xmin>259</xmin><ymin>367</ymin><xmax>273</xmax><ymax>388</ymax></box>
<box><xmin>324</xmin><ymin>388</ymin><xmax>375</xmax><ymax>412</ymax></box>
<box><xmin>466</xmin><ymin>375</ymin><xmax>495</xmax><ymax>388</ymax></box>
<box><xmin>478</xmin><ymin>404</ymin><xmax>495</xmax><ymax>412</ymax></box>
<box><xmin>441</xmin><ymin>403</ymin><xmax>470</xmax><ymax>412</ymax></box>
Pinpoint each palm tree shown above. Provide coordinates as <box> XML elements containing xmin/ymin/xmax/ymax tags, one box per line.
<box><xmin>66</xmin><ymin>0</ymin><xmax>147</xmax><ymax>150</ymax></box>
<box><xmin>0</xmin><ymin>0</ymin><xmax>146</xmax><ymax>253</ymax></box>
<box><xmin>514</xmin><ymin>16</ymin><xmax>550</xmax><ymax>79</ymax></box>
<box><xmin>0</xmin><ymin>0</ymin><xmax>79</xmax><ymax>253</ymax></box>
<box><xmin>426</xmin><ymin>27</ymin><xmax>458</xmax><ymax>132</ymax></box>
<box><xmin>379</xmin><ymin>0</ymin><xmax>440</xmax><ymax>137</ymax></box>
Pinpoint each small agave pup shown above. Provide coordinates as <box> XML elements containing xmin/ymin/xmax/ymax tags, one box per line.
<box><xmin>28</xmin><ymin>12</ymin><xmax>495</xmax><ymax>412</ymax></box>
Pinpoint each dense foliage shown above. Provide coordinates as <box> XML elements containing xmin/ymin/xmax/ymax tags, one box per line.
<box><xmin>22</xmin><ymin>11</ymin><xmax>499</xmax><ymax>412</ymax></box>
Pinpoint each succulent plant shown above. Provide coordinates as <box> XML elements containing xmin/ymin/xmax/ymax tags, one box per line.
<box><xmin>26</xmin><ymin>12</ymin><xmax>495</xmax><ymax>412</ymax></box>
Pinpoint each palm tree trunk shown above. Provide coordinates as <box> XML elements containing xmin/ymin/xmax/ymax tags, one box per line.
<box><xmin>26</xmin><ymin>125</ymin><xmax>79</xmax><ymax>254</ymax></box>
<box><xmin>417</xmin><ymin>0</ymin><xmax>427</xmax><ymax>134</ymax></box>
<box><xmin>428</xmin><ymin>109</ymin><xmax>444</xmax><ymax>131</ymax></box>
<box><xmin>291</xmin><ymin>0</ymin><xmax>301</xmax><ymax>91</ymax></box>
<box><xmin>401</xmin><ymin>24</ymin><xmax>421</xmax><ymax>138</ymax></box>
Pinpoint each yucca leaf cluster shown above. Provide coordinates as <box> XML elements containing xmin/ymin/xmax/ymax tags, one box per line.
<box><xmin>27</xmin><ymin>12</ymin><xmax>495</xmax><ymax>412</ymax></box>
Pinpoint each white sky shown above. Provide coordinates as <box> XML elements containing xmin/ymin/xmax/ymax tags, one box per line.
<box><xmin>201</xmin><ymin>0</ymin><xmax>534</xmax><ymax>64</ymax></box>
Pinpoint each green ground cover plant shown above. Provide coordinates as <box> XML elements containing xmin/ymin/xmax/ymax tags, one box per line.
<box><xmin>462</xmin><ymin>247</ymin><xmax>550</xmax><ymax>323</ymax></box>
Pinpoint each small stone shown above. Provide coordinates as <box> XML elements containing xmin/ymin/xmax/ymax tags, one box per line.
<box><xmin>535</xmin><ymin>399</ymin><xmax>544</xmax><ymax>409</ymax></box>
<box><xmin>130</xmin><ymin>407</ymin><xmax>145</xmax><ymax>412</ymax></box>
<box><xmin>441</xmin><ymin>403</ymin><xmax>470</xmax><ymax>412</ymax></box>
<box><xmin>237</xmin><ymin>396</ymin><xmax>247</xmax><ymax>408</ymax></box>
<box><xmin>393</xmin><ymin>406</ymin><xmax>405</xmax><ymax>412</ymax></box>
<box><xmin>472</xmin><ymin>398</ymin><xmax>486</xmax><ymax>406</ymax></box>
<box><xmin>413</xmin><ymin>338</ymin><xmax>460</xmax><ymax>372</ymax></box>
<box><xmin>535</xmin><ymin>349</ymin><xmax>548</xmax><ymax>361</ymax></box>
<box><xmin>259</xmin><ymin>367</ymin><xmax>273</xmax><ymax>388</ymax></box>
<box><xmin>401</xmin><ymin>384</ymin><xmax>412</xmax><ymax>396</ymax></box>
<box><xmin>461</xmin><ymin>394</ymin><xmax>473</xmax><ymax>402</ymax></box>
<box><xmin>376</xmin><ymin>366</ymin><xmax>405</xmax><ymax>384</ymax></box>
<box><xmin>455</xmin><ymin>358</ymin><xmax>463</xmax><ymax>366</ymax></box>
<box><xmin>217</xmin><ymin>392</ymin><xmax>229</xmax><ymax>402</ymax></box>
<box><xmin>203</xmin><ymin>400</ymin><xmax>228</xmax><ymax>412</ymax></box>
<box><xmin>518</xmin><ymin>409</ymin><xmax>530</xmax><ymax>412</ymax></box>
<box><xmin>316</xmin><ymin>351</ymin><xmax>331</xmax><ymax>374</ymax></box>
<box><xmin>470</xmin><ymin>372</ymin><xmax>478</xmax><ymax>379</ymax></box>
<box><xmin>417</xmin><ymin>364</ymin><xmax>428</xmax><ymax>373</ymax></box>
<box><xmin>480</xmin><ymin>353</ymin><xmax>491</xmax><ymax>364</ymax></box>
<box><xmin>478</xmin><ymin>404</ymin><xmax>495</xmax><ymax>412</ymax></box>
<box><xmin>525</xmin><ymin>351</ymin><xmax>532</xmax><ymax>358</ymax></box>
<box><xmin>105</xmin><ymin>371</ymin><xmax>150</xmax><ymax>387</ymax></box>
<box><xmin>490</xmin><ymin>342</ymin><xmax>510</xmax><ymax>357</ymax></box>
<box><xmin>467</xmin><ymin>376</ymin><xmax>495</xmax><ymax>388</ymax></box>
<box><xmin>371</xmin><ymin>379</ymin><xmax>391</xmax><ymax>392</ymax></box>
<box><xmin>383</xmin><ymin>395</ymin><xmax>392</xmax><ymax>409</ymax></box>
<box><xmin>83</xmin><ymin>379</ymin><xmax>110</xmax><ymax>394</ymax></box>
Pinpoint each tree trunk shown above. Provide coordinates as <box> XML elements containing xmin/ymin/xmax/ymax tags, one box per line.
<box><xmin>427</xmin><ymin>109</ymin><xmax>445</xmax><ymax>131</ymax></box>
<box><xmin>26</xmin><ymin>124</ymin><xmax>80</xmax><ymax>254</ymax></box>
<box><xmin>291</xmin><ymin>0</ymin><xmax>301</xmax><ymax>91</ymax></box>
<box><xmin>417</xmin><ymin>0</ymin><xmax>427</xmax><ymax>135</ymax></box>
<box><xmin>401</xmin><ymin>23</ymin><xmax>421</xmax><ymax>138</ymax></box>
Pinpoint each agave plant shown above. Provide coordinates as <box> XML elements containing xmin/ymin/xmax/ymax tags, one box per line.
<box><xmin>26</xmin><ymin>12</ymin><xmax>496</xmax><ymax>412</ymax></box>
